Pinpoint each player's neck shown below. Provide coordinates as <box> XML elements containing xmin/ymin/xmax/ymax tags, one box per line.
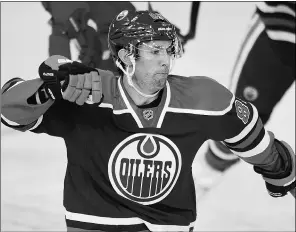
<box><xmin>122</xmin><ymin>76</ymin><xmax>159</xmax><ymax>106</ymax></box>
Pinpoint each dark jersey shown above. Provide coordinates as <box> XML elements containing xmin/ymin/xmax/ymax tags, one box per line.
<box><xmin>1</xmin><ymin>73</ymin><xmax>273</xmax><ymax>231</ymax></box>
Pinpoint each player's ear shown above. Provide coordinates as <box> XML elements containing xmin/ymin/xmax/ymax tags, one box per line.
<box><xmin>118</xmin><ymin>49</ymin><xmax>133</xmax><ymax>66</ymax></box>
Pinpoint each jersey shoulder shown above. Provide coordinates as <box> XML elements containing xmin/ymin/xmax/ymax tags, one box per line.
<box><xmin>168</xmin><ymin>75</ymin><xmax>234</xmax><ymax>113</ymax></box>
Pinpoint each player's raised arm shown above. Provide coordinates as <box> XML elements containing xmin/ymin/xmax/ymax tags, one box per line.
<box><xmin>1</xmin><ymin>76</ymin><xmax>54</xmax><ymax>132</ymax></box>
<box><xmin>1</xmin><ymin>55</ymin><xmax>103</xmax><ymax>135</ymax></box>
<box><xmin>215</xmin><ymin>93</ymin><xmax>295</xmax><ymax>198</ymax></box>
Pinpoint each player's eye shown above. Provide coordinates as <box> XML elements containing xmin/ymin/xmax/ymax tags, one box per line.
<box><xmin>151</xmin><ymin>49</ymin><xmax>161</xmax><ymax>55</ymax></box>
<box><xmin>166</xmin><ymin>47</ymin><xmax>173</xmax><ymax>56</ymax></box>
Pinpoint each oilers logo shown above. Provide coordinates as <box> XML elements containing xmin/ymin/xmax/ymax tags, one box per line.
<box><xmin>108</xmin><ymin>133</ymin><xmax>182</xmax><ymax>205</ymax></box>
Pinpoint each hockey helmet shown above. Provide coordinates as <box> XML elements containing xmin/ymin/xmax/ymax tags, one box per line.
<box><xmin>108</xmin><ymin>10</ymin><xmax>183</xmax><ymax>63</ymax></box>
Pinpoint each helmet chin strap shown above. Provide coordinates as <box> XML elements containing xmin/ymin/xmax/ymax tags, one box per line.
<box><xmin>116</xmin><ymin>57</ymin><xmax>160</xmax><ymax>99</ymax></box>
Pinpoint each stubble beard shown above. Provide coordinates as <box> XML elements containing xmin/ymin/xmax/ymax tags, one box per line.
<box><xmin>132</xmin><ymin>72</ymin><xmax>167</xmax><ymax>95</ymax></box>
<box><xmin>145</xmin><ymin>74</ymin><xmax>167</xmax><ymax>93</ymax></box>
<box><xmin>154</xmin><ymin>73</ymin><xmax>167</xmax><ymax>88</ymax></box>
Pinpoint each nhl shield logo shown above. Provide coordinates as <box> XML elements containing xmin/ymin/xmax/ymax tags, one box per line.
<box><xmin>108</xmin><ymin>133</ymin><xmax>182</xmax><ymax>205</ymax></box>
<box><xmin>143</xmin><ymin>109</ymin><xmax>153</xmax><ymax>120</ymax></box>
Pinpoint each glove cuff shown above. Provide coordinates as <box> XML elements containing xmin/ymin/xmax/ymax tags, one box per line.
<box><xmin>38</xmin><ymin>61</ymin><xmax>68</xmax><ymax>100</ymax></box>
<box><xmin>262</xmin><ymin>140</ymin><xmax>295</xmax><ymax>186</ymax></box>
<box><xmin>265</xmin><ymin>179</ymin><xmax>296</xmax><ymax>197</ymax></box>
<box><xmin>256</xmin><ymin>140</ymin><xmax>296</xmax><ymax>197</ymax></box>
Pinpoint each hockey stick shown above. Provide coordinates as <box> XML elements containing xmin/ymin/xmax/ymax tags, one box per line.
<box><xmin>147</xmin><ymin>2</ymin><xmax>200</xmax><ymax>44</ymax></box>
<box><xmin>182</xmin><ymin>2</ymin><xmax>200</xmax><ymax>43</ymax></box>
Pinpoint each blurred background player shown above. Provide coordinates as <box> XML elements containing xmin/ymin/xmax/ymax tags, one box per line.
<box><xmin>42</xmin><ymin>1</ymin><xmax>200</xmax><ymax>74</ymax></box>
<box><xmin>42</xmin><ymin>1</ymin><xmax>136</xmax><ymax>73</ymax></box>
<box><xmin>194</xmin><ymin>1</ymin><xmax>295</xmax><ymax>199</ymax></box>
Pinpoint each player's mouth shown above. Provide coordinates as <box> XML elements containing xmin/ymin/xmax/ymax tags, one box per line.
<box><xmin>155</xmin><ymin>71</ymin><xmax>169</xmax><ymax>76</ymax></box>
<box><xmin>156</xmin><ymin>67</ymin><xmax>169</xmax><ymax>75</ymax></box>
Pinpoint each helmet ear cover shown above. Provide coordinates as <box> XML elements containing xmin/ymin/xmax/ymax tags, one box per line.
<box><xmin>114</xmin><ymin>43</ymin><xmax>136</xmax><ymax>71</ymax></box>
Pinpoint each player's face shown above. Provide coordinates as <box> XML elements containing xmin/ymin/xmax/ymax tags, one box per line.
<box><xmin>133</xmin><ymin>40</ymin><xmax>174</xmax><ymax>94</ymax></box>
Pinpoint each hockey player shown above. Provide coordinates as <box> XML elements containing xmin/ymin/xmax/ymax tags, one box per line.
<box><xmin>42</xmin><ymin>1</ymin><xmax>136</xmax><ymax>72</ymax></box>
<box><xmin>1</xmin><ymin>10</ymin><xmax>295</xmax><ymax>231</ymax></box>
<box><xmin>195</xmin><ymin>1</ymin><xmax>295</xmax><ymax>199</ymax></box>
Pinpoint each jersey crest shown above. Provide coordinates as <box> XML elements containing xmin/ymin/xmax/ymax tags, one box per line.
<box><xmin>108</xmin><ymin>133</ymin><xmax>182</xmax><ymax>205</ymax></box>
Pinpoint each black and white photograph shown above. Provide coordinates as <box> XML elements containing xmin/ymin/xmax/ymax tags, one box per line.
<box><xmin>1</xmin><ymin>1</ymin><xmax>295</xmax><ymax>231</ymax></box>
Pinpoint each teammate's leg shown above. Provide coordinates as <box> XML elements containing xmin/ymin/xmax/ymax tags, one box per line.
<box><xmin>210</xmin><ymin>15</ymin><xmax>295</xmax><ymax>168</ymax></box>
<box><xmin>195</xmin><ymin>14</ymin><xmax>295</xmax><ymax>199</ymax></box>
<box><xmin>230</xmin><ymin>19</ymin><xmax>295</xmax><ymax>125</ymax></box>
<box><xmin>195</xmin><ymin>15</ymin><xmax>265</xmax><ymax>196</ymax></box>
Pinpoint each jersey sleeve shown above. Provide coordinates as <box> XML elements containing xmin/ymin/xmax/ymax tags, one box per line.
<box><xmin>209</xmin><ymin>95</ymin><xmax>275</xmax><ymax>165</ymax></box>
<box><xmin>1</xmin><ymin>77</ymin><xmax>76</xmax><ymax>137</ymax></box>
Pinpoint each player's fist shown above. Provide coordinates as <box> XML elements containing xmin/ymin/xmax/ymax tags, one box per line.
<box><xmin>38</xmin><ymin>55</ymin><xmax>102</xmax><ymax>104</ymax></box>
<box><xmin>62</xmin><ymin>71</ymin><xmax>102</xmax><ymax>105</ymax></box>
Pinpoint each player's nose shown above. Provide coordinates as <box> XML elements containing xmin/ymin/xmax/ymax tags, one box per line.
<box><xmin>159</xmin><ymin>54</ymin><xmax>170</xmax><ymax>69</ymax></box>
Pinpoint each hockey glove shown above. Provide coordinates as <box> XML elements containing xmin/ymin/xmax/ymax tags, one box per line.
<box><xmin>254</xmin><ymin>139</ymin><xmax>295</xmax><ymax>198</ymax></box>
<box><xmin>39</xmin><ymin>55</ymin><xmax>102</xmax><ymax>105</ymax></box>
